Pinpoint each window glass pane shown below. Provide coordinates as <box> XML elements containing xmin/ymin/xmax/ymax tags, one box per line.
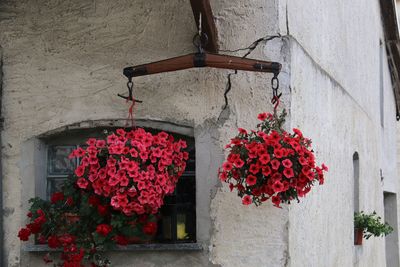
<box><xmin>47</xmin><ymin>178</ymin><xmax>68</xmax><ymax>197</ymax></box>
<box><xmin>48</xmin><ymin>145</ymin><xmax>76</xmax><ymax>175</ymax></box>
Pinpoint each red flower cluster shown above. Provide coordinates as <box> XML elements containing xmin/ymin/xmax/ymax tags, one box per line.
<box><xmin>18</xmin><ymin>209</ymin><xmax>46</xmax><ymax>241</ymax></box>
<box><xmin>69</xmin><ymin>128</ymin><xmax>188</xmax><ymax>215</ymax></box>
<box><xmin>96</xmin><ymin>224</ymin><xmax>112</xmax><ymax>236</ymax></box>
<box><xmin>219</xmin><ymin>110</ymin><xmax>328</xmax><ymax>207</ymax></box>
<box><xmin>143</xmin><ymin>221</ymin><xmax>157</xmax><ymax>235</ymax></box>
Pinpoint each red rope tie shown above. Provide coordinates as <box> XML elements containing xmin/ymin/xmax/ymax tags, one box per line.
<box><xmin>126</xmin><ymin>98</ymin><xmax>135</xmax><ymax>127</ymax></box>
<box><xmin>272</xmin><ymin>95</ymin><xmax>280</xmax><ymax>113</ymax></box>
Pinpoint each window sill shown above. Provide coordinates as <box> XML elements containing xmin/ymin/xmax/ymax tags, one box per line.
<box><xmin>23</xmin><ymin>243</ymin><xmax>203</xmax><ymax>252</ymax></box>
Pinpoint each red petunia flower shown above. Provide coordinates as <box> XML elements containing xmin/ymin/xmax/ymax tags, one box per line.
<box><xmin>249</xmin><ymin>164</ymin><xmax>260</xmax><ymax>174</ymax></box>
<box><xmin>222</xmin><ymin>162</ymin><xmax>233</xmax><ymax>171</ymax></box>
<box><xmin>272</xmin><ymin>181</ymin><xmax>285</xmax><ymax>193</ymax></box>
<box><xmin>27</xmin><ymin>223</ymin><xmax>41</xmax><ymax>234</ymax></box>
<box><xmin>274</xmin><ymin>148</ymin><xmax>284</xmax><ymax>158</ymax></box>
<box><xmin>257</xmin><ymin>113</ymin><xmax>268</xmax><ymax>121</ymax></box>
<box><xmin>18</xmin><ymin>228</ymin><xmax>31</xmax><ymax>241</ymax></box>
<box><xmin>96</xmin><ymin>224</ymin><xmax>112</xmax><ymax>236</ymax></box>
<box><xmin>270</xmin><ymin>159</ymin><xmax>280</xmax><ymax>170</ymax></box>
<box><xmin>234</xmin><ymin>158</ymin><xmax>244</xmax><ymax>168</ymax></box>
<box><xmin>219</xmin><ymin>171</ymin><xmax>228</xmax><ymax>181</ymax></box>
<box><xmin>77</xmin><ymin>178</ymin><xmax>89</xmax><ymax>189</ymax></box>
<box><xmin>262</xmin><ymin>166</ymin><xmax>272</xmax><ymax>177</ymax></box>
<box><xmin>86</xmin><ymin>138</ymin><xmax>97</xmax><ymax>146</ymax></box>
<box><xmin>283</xmin><ymin>168</ymin><xmax>294</xmax><ymax>178</ymax></box>
<box><xmin>229</xmin><ymin>183</ymin><xmax>234</xmax><ymax>191</ymax></box>
<box><xmin>74</xmin><ymin>165</ymin><xmax>85</xmax><ymax>177</ymax></box>
<box><xmin>143</xmin><ymin>222</ymin><xmax>157</xmax><ymax>235</ymax></box>
<box><xmin>51</xmin><ymin>192</ymin><xmax>64</xmax><ymax>204</ymax></box>
<box><xmin>97</xmin><ymin>205</ymin><xmax>109</xmax><ymax>216</ymax></box>
<box><xmin>272</xmin><ymin>195</ymin><xmax>281</xmax><ymax>207</ymax></box>
<box><xmin>238</xmin><ymin>128</ymin><xmax>248</xmax><ymax>135</ymax></box>
<box><xmin>242</xmin><ymin>195</ymin><xmax>252</xmax><ymax>205</ymax></box>
<box><xmin>113</xmin><ymin>235</ymin><xmax>129</xmax><ymax>246</ymax></box>
<box><xmin>47</xmin><ymin>235</ymin><xmax>60</xmax><ymax>248</ymax></box>
<box><xmin>259</xmin><ymin>153</ymin><xmax>270</xmax><ymax>165</ymax></box>
<box><xmin>293</xmin><ymin>128</ymin><xmax>303</xmax><ymax>138</ymax></box>
<box><xmin>282</xmin><ymin>159</ymin><xmax>293</xmax><ymax>168</ymax></box>
<box><xmin>246</xmin><ymin>175</ymin><xmax>257</xmax><ymax>186</ymax></box>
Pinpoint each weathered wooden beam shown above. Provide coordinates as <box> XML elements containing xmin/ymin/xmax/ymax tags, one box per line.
<box><xmin>189</xmin><ymin>0</ymin><xmax>219</xmax><ymax>53</ymax></box>
<box><xmin>123</xmin><ymin>53</ymin><xmax>281</xmax><ymax>78</ymax></box>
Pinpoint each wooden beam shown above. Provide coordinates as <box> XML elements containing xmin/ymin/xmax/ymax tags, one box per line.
<box><xmin>189</xmin><ymin>0</ymin><xmax>219</xmax><ymax>53</ymax></box>
<box><xmin>123</xmin><ymin>53</ymin><xmax>281</xmax><ymax>78</ymax></box>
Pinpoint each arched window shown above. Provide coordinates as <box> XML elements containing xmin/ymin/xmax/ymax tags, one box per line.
<box><xmin>44</xmin><ymin>127</ymin><xmax>196</xmax><ymax>243</ymax></box>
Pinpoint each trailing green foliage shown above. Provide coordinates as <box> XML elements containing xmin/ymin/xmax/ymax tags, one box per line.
<box><xmin>354</xmin><ymin>211</ymin><xmax>393</xmax><ymax>239</ymax></box>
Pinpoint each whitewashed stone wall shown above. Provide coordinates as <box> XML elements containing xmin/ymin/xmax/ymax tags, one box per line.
<box><xmin>283</xmin><ymin>0</ymin><xmax>399</xmax><ymax>266</ymax></box>
<box><xmin>0</xmin><ymin>0</ymin><xmax>289</xmax><ymax>266</ymax></box>
<box><xmin>0</xmin><ymin>0</ymin><xmax>398</xmax><ymax>266</ymax></box>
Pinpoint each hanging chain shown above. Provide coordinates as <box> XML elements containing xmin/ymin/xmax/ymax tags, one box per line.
<box><xmin>270</xmin><ymin>72</ymin><xmax>281</xmax><ymax>113</ymax></box>
<box><xmin>127</xmin><ymin>77</ymin><xmax>133</xmax><ymax>100</ymax></box>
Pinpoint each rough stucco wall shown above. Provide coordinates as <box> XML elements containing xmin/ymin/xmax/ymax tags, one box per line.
<box><xmin>0</xmin><ymin>0</ymin><xmax>288</xmax><ymax>266</ymax></box>
<box><xmin>285</xmin><ymin>0</ymin><xmax>399</xmax><ymax>267</ymax></box>
<box><xmin>2</xmin><ymin>0</ymin><xmax>398</xmax><ymax>266</ymax></box>
<box><xmin>209</xmin><ymin>1</ymin><xmax>290</xmax><ymax>266</ymax></box>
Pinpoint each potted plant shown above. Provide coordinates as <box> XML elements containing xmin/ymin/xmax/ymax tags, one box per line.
<box><xmin>219</xmin><ymin>110</ymin><xmax>328</xmax><ymax>207</ymax></box>
<box><xmin>18</xmin><ymin>128</ymin><xmax>189</xmax><ymax>266</ymax></box>
<box><xmin>354</xmin><ymin>211</ymin><xmax>393</xmax><ymax>245</ymax></box>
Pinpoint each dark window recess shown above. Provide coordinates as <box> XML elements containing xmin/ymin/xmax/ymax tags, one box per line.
<box><xmin>157</xmin><ymin>139</ymin><xmax>196</xmax><ymax>243</ymax></box>
<box><xmin>46</xmin><ymin>130</ymin><xmax>196</xmax><ymax>244</ymax></box>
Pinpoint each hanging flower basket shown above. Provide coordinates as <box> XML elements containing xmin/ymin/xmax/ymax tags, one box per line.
<box><xmin>69</xmin><ymin>128</ymin><xmax>188</xmax><ymax>215</ymax></box>
<box><xmin>219</xmin><ymin>110</ymin><xmax>328</xmax><ymax>207</ymax></box>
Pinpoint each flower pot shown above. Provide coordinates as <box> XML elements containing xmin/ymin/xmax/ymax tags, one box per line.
<box><xmin>354</xmin><ymin>228</ymin><xmax>363</xmax><ymax>245</ymax></box>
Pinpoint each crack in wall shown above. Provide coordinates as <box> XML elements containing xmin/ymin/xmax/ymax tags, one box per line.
<box><xmin>287</xmin><ymin>35</ymin><xmax>374</xmax><ymax>123</ymax></box>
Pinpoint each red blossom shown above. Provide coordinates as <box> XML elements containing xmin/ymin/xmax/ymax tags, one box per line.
<box><xmin>96</xmin><ymin>224</ymin><xmax>112</xmax><ymax>236</ymax></box>
<box><xmin>143</xmin><ymin>222</ymin><xmax>157</xmax><ymax>235</ymax></box>
<box><xmin>283</xmin><ymin>168</ymin><xmax>294</xmax><ymax>178</ymax></box>
<box><xmin>222</xmin><ymin>162</ymin><xmax>233</xmax><ymax>171</ymax></box>
<box><xmin>257</xmin><ymin>113</ymin><xmax>268</xmax><ymax>121</ymax></box>
<box><xmin>48</xmin><ymin>235</ymin><xmax>60</xmax><ymax>248</ymax></box>
<box><xmin>51</xmin><ymin>192</ymin><xmax>64</xmax><ymax>204</ymax></box>
<box><xmin>27</xmin><ymin>223</ymin><xmax>41</xmax><ymax>234</ymax></box>
<box><xmin>97</xmin><ymin>205</ymin><xmax>109</xmax><ymax>216</ymax></box>
<box><xmin>270</xmin><ymin>159</ymin><xmax>280</xmax><ymax>170</ymax></box>
<box><xmin>18</xmin><ymin>228</ymin><xmax>31</xmax><ymax>241</ymax></box>
<box><xmin>76</xmin><ymin>178</ymin><xmax>88</xmax><ymax>189</ymax></box>
<box><xmin>242</xmin><ymin>195</ymin><xmax>252</xmax><ymax>205</ymax></box>
<box><xmin>113</xmin><ymin>235</ymin><xmax>129</xmax><ymax>246</ymax></box>
<box><xmin>238</xmin><ymin>128</ymin><xmax>248</xmax><ymax>134</ymax></box>
<box><xmin>88</xmin><ymin>195</ymin><xmax>101</xmax><ymax>206</ymax></box>
<box><xmin>282</xmin><ymin>159</ymin><xmax>293</xmax><ymax>168</ymax></box>
<box><xmin>246</xmin><ymin>175</ymin><xmax>257</xmax><ymax>186</ymax></box>
<box><xmin>259</xmin><ymin>154</ymin><xmax>270</xmax><ymax>164</ymax></box>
